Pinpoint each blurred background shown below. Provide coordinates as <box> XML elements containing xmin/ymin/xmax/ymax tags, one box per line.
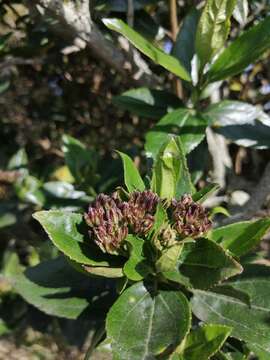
<box><xmin>0</xmin><ymin>0</ymin><xmax>270</xmax><ymax>358</ymax></box>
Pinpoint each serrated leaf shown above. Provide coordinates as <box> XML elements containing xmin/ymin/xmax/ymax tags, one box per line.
<box><xmin>191</xmin><ymin>265</ymin><xmax>270</xmax><ymax>356</ymax></box>
<box><xmin>195</xmin><ymin>0</ymin><xmax>237</xmax><ymax>68</ymax></box>
<box><xmin>123</xmin><ymin>235</ymin><xmax>150</xmax><ymax>281</ymax></box>
<box><xmin>117</xmin><ymin>151</ymin><xmax>145</xmax><ymax>193</ymax></box>
<box><xmin>103</xmin><ymin>18</ymin><xmax>191</xmax><ymax>81</ymax></box>
<box><xmin>10</xmin><ymin>257</ymin><xmax>114</xmax><ymax>319</ymax></box>
<box><xmin>33</xmin><ymin>210</ymin><xmax>118</xmax><ymax>266</ymax></box>
<box><xmin>145</xmin><ymin>108</ymin><xmax>207</xmax><ymax>159</ymax></box>
<box><xmin>151</xmin><ymin>137</ymin><xmax>194</xmax><ymax>199</ymax></box>
<box><xmin>207</xmin><ymin>16</ymin><xmax>270</xmax><ymax>82</ymax></box>
<box><xmin>163</xmin><ymin>238</ymin><xmax>242</xmax><ymax>289</ymax></box>
<box><xmin>209</xmin><ymin>218</ymin><xmax>270</xmax><ymax>257</ymax></box>
<box><xmin>106</xmin><ymin>282</ymin><xmax>191</xmax><ymax>360</ymax></box>
<box><xmin>182</xmin><ymin>324</ymin><xmax>232</xmax><ymax>360</ymax></box>
<box><xmin>112</xmin><ymin>88</ymin><xmax>183</xmax><ymax>119</ymax></box>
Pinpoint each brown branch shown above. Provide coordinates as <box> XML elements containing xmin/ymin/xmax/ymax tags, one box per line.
<box><xmin>25</xmin><ymin>0</ymin><xmax>158</xmax><ymax>87</ymax></box>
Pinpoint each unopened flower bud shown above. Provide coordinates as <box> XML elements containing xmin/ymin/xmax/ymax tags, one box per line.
<box><xmin>172</xmin><ymin>194</ymin><xmax>212</xmax><ymax>238</ymax></box>
<box><xmin>154</xmin><ymin>224</ymin><xmax>178</xmax><ymax>251</ymax></box>
<box><xmin>85</xmin><ymin>194</ymin><xmax>128</xmax><ymax>255</ymax></box>
<box><xmin>126</xmin><ymin>190</ymin><xmax>159</xmax><ymax>236</ymax></box>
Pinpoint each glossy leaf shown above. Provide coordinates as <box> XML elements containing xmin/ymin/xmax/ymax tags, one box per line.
<box><xmin>106</xmin><ymin>282</ymin><xmax>191</xmax><ymax>359</ymax></box>
<box><xmin>103</xmin><ymin>18</ymin><xmax>191</xmax><ymax>81</ymax></box>
<box><xmin>151</xmin><ymin>137</ymin><xmax>194</xmax><ymax>199</ymax></box>
<box><xmin>233</xmin><ymin>0</ymin><xmax>248</xmax><ymax>26</ymax></box>
<box><xmin>8</xmin><ymin>148</ymin><xmax>28</xmax><ymax>170</ymax></box>
<box><xmin>205</xmin><ymin>100</ymin><xmax>267</xmax><ymax>126</ymax></box>
<box><xmin>156</xmin><ymin>244</ymin><xmax>183</xmax><ymax>273</ymax></box>
<box><xmin>15</xmin><ymin>175</ymin><xmax>45</xmax><ymax>207</ymax></box>
<box><xmin>112</xmin><ymin>88</ymin><xmax>183</xmax><ymax>119</ymax></box>
<box><xmin>117</xmin><ymin>151</ymin><xmax>145</xmax><ymax>193</ymax></box>
<box><xmin>195</xmin><ymin>0</ymin><xmax>237</xmax><ymax>68</ymax></box>
<box><xmin>192</xmin><ymin>183</ymin><xmax>219</xmax><ymax>203</ymax></box>
<box><xmin>145</xmin><ymin>108</ymin><xmax>208</xmax><ymax>159</ymax></box>
<box><xmin>209</xmin><ymin>218</ymin><xmax>270</xmax><ymax>256</ymax></box>
<box><xmin>163</xmin><ymin>238</ymin><xmax>242</xmax><ymax>289</ymax></box>
<box><xmin>182</xmin><ymin>324</ymin><xmax>232</xmax><ymax>360</ymax></box>
<box><xmin>33</xmin><ymin>210</ymin><xmax>117</xmax><ymax>266</ymax></box>
<box><xmin>123</xmin><ymin>235</ymin><xmax>150</xmax><ymax>281</ymax></box>
<box><xmin>10</xmin><ymin>257</ymin><xmax>114</xmax><ymax>319</ymax></box>
<box><xmin>191</xmin><ymin>265</ymin><xmax>270</xmax><ymax>356</ymax></box>
<box><xmin>207</xmin><ymin>16</ymin><xmax>270</xmax><ymax>82</ymax></box>
<box><xmin>172</xmin><ymin>8</ymin><xmax>200</xmax><ymax>73</ymax></box>
<box><xmin>43</xmin><ymin>181</ymin><xmax>86</xmax><ymax>199</ymax></box>
<box><xmin>82</xmin><ymin>265</ymin><xmax>123</xmax><ymax>278</ymax></box>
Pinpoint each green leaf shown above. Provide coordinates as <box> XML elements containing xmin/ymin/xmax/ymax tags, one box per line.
<box><xmin>163</xmin><ymin>238</ymin><xmax>242</xmax><ymax>289</ymax></box>
<box><xmin>103</xmin><ymin>18</ymin><xmax>191</xmax><ymax>81</ymax></box>
<box><xmin>145</xmin><ymin>108</ymin><xmax>208</xmax><ymax>159</ymax></box>
<box><xmin>233</xmin><ymin>0</ymin><xmax>248</xmax><ymax>26</ymax></box>
<box><xmin>156</xmin><ymin>244</ymin><xmax>183</xmax><ymax>273</ymax></box>
<box><xmin>207</xmin><ymin>16</ymin><xmax>270</xmax><ymax>82</ymax></box>
<box><xmin>182</xmin><ymin>324</ymin><xmax>232</xmax><ymax>360</ymax></box>
<box><xmin>172</xmin><ymin>8</ymin><xmax>200</xmax><ymax>73</ymax></box>
<box><xmin>195</xmin><ymin>0</ymin><xmax>237</xmax><ymax>68</ymax></box>
<box><xmin>97</xmin><ymin>0</ymin><xmax>159</xmax><ymax>12</ymax></box>
<box><xmin>33</xmin><ymin>210</ymin><xmax>117</xmax><ymax>266</ymax></box>
<box><xmin>62</xmin><ymin>134</ymin><xmax>98</xmax><ymax>185</ymax></box>
<box><xmin>191</xmin><ymin>265</ymin><xmax>270</xmax><ymax>356</ymax></box>
<box><xmin>15</xmin><ymin>175</ymin><xmax>45</xmax><ymax>207</ymax></box>
<box><xmin>209</xmin><ymin>218</ymin><xmax>270</xmax><ymax>257</ymax></box>
<box><xmin>106</xmin><ymin>282</ymin><xmax>191</xmax><ymax>359</ymax></box>
<box><xmin>112</xmin><ymin>88</ymin><xmax>183</xmax><ymax>119</ymax></box>
<box><xmin>192</xmin><ymin>183</ymin><xmax>219</xmax><ymax>203</ymax></box>
<box><xmin>81</xmin><ymin>265</ymin><xmax>123</xmax><ymax>278</ymax></box>
<box><xmin>204</xmin><ymin>100</ymin><xmax>266</xmax><ymax>126</ymax></box>
<box><xmin>117</xmin><ymin>151</ymin><xmax>145</xmax><ymax>193</ymax></box>
<box><xmin>123</xmin><ymin>235</ymin><xmax>150</xmax><ymax>281</ymax></box>
<box><xmin>43</xmin><ymin>181</ymin><xmax>87</xmax><ymax>199</ymax></box>
<box><xmin>151</xmin><ymin>137</ymin><xmax>194</xmax><ymax>199</ymax></box>
<box><xmin>10</xmin><ymin>257</ymin><xmax>114</xmax><ymax>319</ymax></box>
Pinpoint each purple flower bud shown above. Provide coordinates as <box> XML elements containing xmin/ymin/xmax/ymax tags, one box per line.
<box><xmin>172</xmin><ymin>194</ymin><xmax>212</xmax><ymax>238</ymax></box>
<box><xmin>126</xmin><ymin>190</ymin><xmax>159</xmax><ymax>236</ymax></box>
<box><xmin>84</xmin><ymin>194</ymin><xmax>128</xmax><ymax>255</ymax></box>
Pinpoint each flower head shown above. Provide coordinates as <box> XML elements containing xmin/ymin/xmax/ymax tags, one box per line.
<box><xmin>126</xmin><ymin>190</ymin><xmax>159</xmax><ymax>236</ymax></box>
<box><xmin>84</xmin><ymin>194</ymin><xmax>128</xmax><ymax>255</ymax></box>
<box><xmin>172</xmin><ymin>194</ymin><xmax>212</xmax><ymax>238</ymax></box>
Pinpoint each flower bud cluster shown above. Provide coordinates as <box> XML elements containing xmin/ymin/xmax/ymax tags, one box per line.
<box><xmin>85</xmin><ymin>191</ymin><xmax>212</xmax><ymax>255</ymax></box>
<box><xmin>172</xmin><ymin>194</ymin><xmax>212</xmax><ymax>238</ymax></box>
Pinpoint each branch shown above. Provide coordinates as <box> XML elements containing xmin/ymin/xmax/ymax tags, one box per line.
<box><xmin>26</xmin><ymin>0</ymin><xmax>158</xmax><ymax>87</ymax></box>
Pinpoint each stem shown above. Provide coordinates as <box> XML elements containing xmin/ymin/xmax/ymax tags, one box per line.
<box><xmin>84</xmin><ymin>325</ymin><xmax>106</xmax><ymax>360</ymax></box>
<box><xmin>169</xmin><ymin>0</ymin><xmax>183</xmax><ymax>98</ymax></box>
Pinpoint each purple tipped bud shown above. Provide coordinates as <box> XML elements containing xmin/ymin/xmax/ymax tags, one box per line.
<box><xmin>84</xmin><ymin>194</ymin><xmax>128</xmax><ymax>255</ymax></box>
<box><xmin>172</xmin><ymin>194</ymin><xmax>212</xmax><ymax>238</ymax></box>
<box><xmin>126</xmin><ymin>190</ymin><xmax>159</xmax><ymax>236</ymax></box>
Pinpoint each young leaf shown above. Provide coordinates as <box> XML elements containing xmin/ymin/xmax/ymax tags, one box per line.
<box><xmin>106</xmin><ymin>282</ymin><xmax>191</xmax><ymax>360</ymax></box>
<box><xmin>8</xmin><ymin>148</ymin><xmax>28</xmax><ymax>170</ymax></box>
<box><xmin>172</xmin><ymin>8</ymin><xmax>200</xmax><ymax>73</ymax></box>
<box><xmin>151</xmin><ymin>137</ymin><xmax>194</xmax><ymax>199</ymax></box>
<box><xmin>123</xmin><ymin>235</ymin><xmax>150</xmax><ymax>281</ymax></box>
<box><xmin>195</xmin><ymin>0</ymin><xmax>237</xmax><ymax>68</ymax></box>
<box><xmin>10</xmin><ymin>257</ymin><xmax>115</xmax><ymax>319</ymax></box>
<box><xmin>117</xmin><ymin>151</ymin><xmax>145</xmax><ymax>193</ymax></box>
<box><xmin>103</xmin><ymin>18</ymin><xmax>191</xmax><ymax>81</ymax></box>
<box><xmin>33</xmin><ymin>210</ymin><xmax>118</xmax><ymax>266</ymax></box>
<box><xmin>207</xmin><ymin>16</ymin><xmax>270</xmax><ymax>82</ymax></box>
<box><xmin>163</xmin><ymin>238</ymin><xmax>242</xmax><ymax>289</ymax></box>
<box><xmin>145</xmin><ymin>108</ymin><xmax>208</xmax><ymax>159</ymax></box>
<box><xmin>192</xmin><ymin>183</ymin><xmax>219</xmax><ymax>203</ymax></box>
<box><xmin>182</xmin><ymin>324</ymin><xmax>232</xmax><ymax>360</ymax></box>
<box><xmin>209</xmin><ymin>218</ymin><xmax>270</xmax><ymax>257</ymax></box>
<box><xmin>191</xmin><ymin>265</ymin><xmax>270</xmax><ymax>356</ymax></box>
<box><xmin>112</xmin><ymin>88</ymin><xmax>183</xmax><ymax>119</ymax></box>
